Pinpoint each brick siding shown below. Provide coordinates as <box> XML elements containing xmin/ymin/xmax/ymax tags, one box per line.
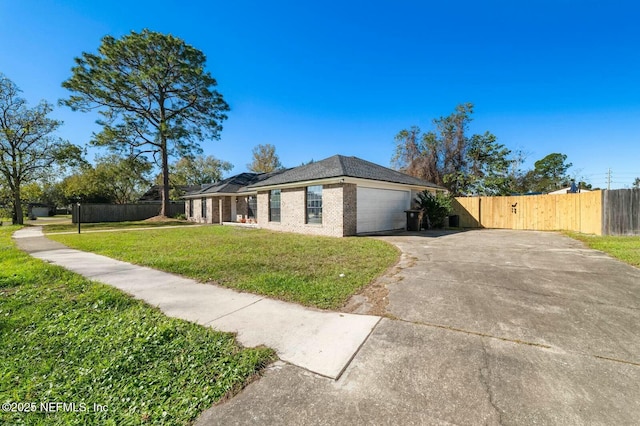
<box><xmin>187</xmin><ymin>196</ymin><xmax>218</xmax><ymax>224</ymax></box>
<box><xmin>187</xmin><ymin>182</ymin><xmax>418</xmax><ymax>236</ymax></box>
<box><xmin>257</xmin><ymin>183</ymin><xmax>356</xmax><ymax>237</ymax></box>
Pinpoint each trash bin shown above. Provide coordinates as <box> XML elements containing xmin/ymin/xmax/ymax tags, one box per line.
<box><xmin>405</xmin><ymin>210</ymin><xmax>421</xmax><ymax>231</ymax></box>
<box><xmin>448</xmin><ymin>215</ymin><xmax>459</xmax><ymax>228</ymax></box>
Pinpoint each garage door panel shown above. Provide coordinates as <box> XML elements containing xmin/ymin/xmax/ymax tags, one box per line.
<box><xmin>357</xmin><ymin>188</ymin><xmax>410</xmax><ymax>233</ymax></box>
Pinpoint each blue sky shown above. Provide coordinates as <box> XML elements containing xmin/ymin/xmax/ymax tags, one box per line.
<box><xmin>1</xmin><ymin>0</ymin><xmax>638</xmax><ymax>188</ymax></box>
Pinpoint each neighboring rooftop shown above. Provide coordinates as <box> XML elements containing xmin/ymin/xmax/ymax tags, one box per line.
<box><xmin>248</xmin><ymin>155</ymin><xmax>443</xmax><ymax>189</ymax></box>
<box><xmin>139</xmin><ymin>185</ymin><xmax>202</xmax><ymax>202</ymax></box>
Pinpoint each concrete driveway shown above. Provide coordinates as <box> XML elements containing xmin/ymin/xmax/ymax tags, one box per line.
<box><xmin>197</xmin><ymin>230</ymin><xmax>640</xmax><ymax>425</ymax></box>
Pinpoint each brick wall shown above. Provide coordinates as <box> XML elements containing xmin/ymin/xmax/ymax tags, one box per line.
<box><xmin>257</xmin><ymin>183</ymin><xmax>355</xmax><ymax>237</ymax></box>
<box><xmin>211</xmin><ymin>197</ymin><xmax>220</xmax><ymax>223</ymax></box>
<box><xmin>188</xmin><ymin>198</ymin><xmax>206</xmax><ymax>223</ymax></box>
<box><xmin>236</xmin><ymin>197</ymin><xmax>248</xmax><ymax>220</ymax></box>
<box><xmin>188</xmin><ymin>196</ymin><xmax>218</xmax><ymax>224</ymax></box>
<box><xmin>342</xmin><ymin>183</ymin><xmax>357</xmax><ymax>236</ymax></box>
<box><xmin>221</xmin><ymin>197</ymin><xmax>232</xmax><ymax>222</ymax></box>
<box><xmin>187</xmin><ymin>183</ymin><xmax>422</xmax><ymax>235</ymax></box>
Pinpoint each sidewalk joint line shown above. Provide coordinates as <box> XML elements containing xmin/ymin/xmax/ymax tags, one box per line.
<box><xmin>204</xmin><ymin>297</ymin><xmax>266</xmax><ymax>324</ymax></box>
<box><xmin>334</xmin><ymin>316</ymin><xmax>383</xmax><ymax>381</ymax></box>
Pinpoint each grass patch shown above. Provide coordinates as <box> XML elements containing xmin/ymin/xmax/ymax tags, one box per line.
<box><xmin>44</xmin><ymin>220</ymin><xmax>196</xmax><ymax>233</ymax></box>
<box><xmin>49</xmin><ymin>226</ymin><xmax>399</xmax><ymax>310</ymax></box>
<box><xmin>0</xmin><ymin>226</ymin><xmax>274</xmax><ymax>425</ymax></box>
<box><xmin>564</xmin><ymin>232</ymin><xmax>640</xmax><ymax>267</ymax></box>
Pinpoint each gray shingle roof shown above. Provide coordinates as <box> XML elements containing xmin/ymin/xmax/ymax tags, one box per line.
<box><xmin>184</xmin><ymin>170</ymin><xmax>288</xmax><ymax>197</ymax></box>
<box><xmin>248</xmin><ymin>155</ymin><xmax>442</xmax><ymax>189</ymax></box>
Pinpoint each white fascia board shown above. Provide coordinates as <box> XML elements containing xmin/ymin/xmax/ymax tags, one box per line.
<box><xmin>182</xmin><ymin>192</ymin><xmax>251</xmax><ymax>199</ymax></box>
<box><xmin>249</xmin><ymin>177</ymin><xmax>346</xmax><ymax>192</ymax></box>
<box><xmin>344</xmin><ymin>177</ymin><xmax>434</xmax><ymax>192</ymax></box>
<box><xmin>250</xmin><ymin>176</ymin><xmax>439</xmax><ymax>192</ymax></box>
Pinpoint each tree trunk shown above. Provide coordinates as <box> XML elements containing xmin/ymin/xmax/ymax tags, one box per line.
<box><xmin>160</xmin><ymin>143</ymin><xmax>170</xmax><ymax>217</ymax></box>
<box><xmin>13</xmin><ymin>186</ymin><xmax>23</xmax><ymax>225</ymax></box>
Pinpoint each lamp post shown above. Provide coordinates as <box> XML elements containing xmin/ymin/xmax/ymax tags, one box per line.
<box><xmin>76</xmin><ymin>199</ymin><xmax>81</xmax><ymax>234</ymax></box>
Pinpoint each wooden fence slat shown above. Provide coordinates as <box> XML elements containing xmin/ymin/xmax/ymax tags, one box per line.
<box><xmin>602</xmin><ymin>189</ymin><xmax>640</xmax><ymax>235</ymax></box>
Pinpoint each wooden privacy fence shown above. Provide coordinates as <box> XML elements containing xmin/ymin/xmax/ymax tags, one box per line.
<box><xmin>602</xmin><ymin>189</ymin><xmax>640</xmax><ymax>235</ymax></box>
<box><xmin>452</xmin><ymin>189</ymin><xmax>640</xmax><ymax>235</ymax></box>
<box><xmin>453</xmin><ymin>191</ymin><xmax>603</xmax><ymax>234</ymax></box>
<box><xmin>72</xmin><ymin>203</ymin><xmax>185</xmax><ymax>223</ymax></box>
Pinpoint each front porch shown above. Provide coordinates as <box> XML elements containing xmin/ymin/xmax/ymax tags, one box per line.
<box><xmin>186</xmin><ymin>194</ymin><xmax>258</xmax><ymax>224</ymax></box>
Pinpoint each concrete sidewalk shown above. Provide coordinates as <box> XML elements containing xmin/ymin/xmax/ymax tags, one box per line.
<box><xmin>13</xmin><ymin>227</ymin><xmax>380</xmax><ymax>379</ymax></box>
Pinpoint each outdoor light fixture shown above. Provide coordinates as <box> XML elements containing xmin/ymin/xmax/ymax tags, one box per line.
<box><xmin>77</xmin><ymin>201</ymin><xmax>81</xmax><ymax>234</ymax></box>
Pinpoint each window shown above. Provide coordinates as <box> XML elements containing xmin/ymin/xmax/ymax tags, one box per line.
<box><xmin>247</xmin><ymin>196</ymin><xmax>257</xmax><ymax>220</ymax></box>
<box><xmin>189</xmin><ymin>199</ymin><xmax>193</xmax><ymax>218</ymax></box>
<box><xmin>201</xmin><ymin>197</ymin><xmax>207</xmax><ymax>218</ymax></box>
<box><xmin>269</xmin><ymin>190</ymin><xmax>281</xmax><ymax>222</ymax></box>
<box><xmin>306</xmin><ymin>185</ymin><xmax>322</xmax><ymax>224</ymax></box>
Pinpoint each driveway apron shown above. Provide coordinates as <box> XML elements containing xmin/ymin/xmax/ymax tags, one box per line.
<box><xmin>196</xmin><ymin>229</ymin><xmax>640</xmax><ymax>425</ymax></box>
<box><xmin>380</xmin><ymin>229</ymin><xmax>640</xmax><ymax>364</ymax></box>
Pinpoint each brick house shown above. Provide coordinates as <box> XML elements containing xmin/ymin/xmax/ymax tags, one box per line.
<box><xmin>183</xmin><ymin>155</ymin><xmax>443</xmax><ymax>237</ymax></box>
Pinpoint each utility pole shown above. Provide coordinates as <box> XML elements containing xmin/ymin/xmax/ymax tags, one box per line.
<box><xmin>607</xmin><ymin>168</ymin><xmax>612</xmax><ymax>190</ymax></box>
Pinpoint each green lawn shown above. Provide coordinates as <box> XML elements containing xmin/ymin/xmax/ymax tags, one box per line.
<box><xmin>44</xmin><ymin>220</ymin><xmax>196</xmax><ymax>233</ymax></box>
<box><xmin>0</xmin><ymin>226</ymin><xmax>274</xmax><ymax>426</ymax></box>
<box><xmin>49</xmin><ymin>226</ymin><xmax>399</xmax><ymax>310</ymax></box>
<box><xmin>565</xmin><ymin>232</ymin><xmax>640</xmax><ymax>267</ymax></box>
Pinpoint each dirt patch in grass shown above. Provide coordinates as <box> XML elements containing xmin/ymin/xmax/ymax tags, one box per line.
<box><xmin>342</xmin><ymin>252</ymin><xmax>416</xmax><ymax>316</ymax></box>
<box><xmin>342</xmin><ymin>279</ymin><xmax>391</xmax><ymax>316</ymax></box>
<box><xmin>144</xmin><ymin>215</ymin><xmax>183</xmax><ymax>222</ymax></box>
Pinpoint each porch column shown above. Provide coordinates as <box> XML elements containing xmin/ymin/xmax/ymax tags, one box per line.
<box><xmin>231</xmin><ymin>196</ymin><xmax>237</xmax><ymax>221</ymax></box>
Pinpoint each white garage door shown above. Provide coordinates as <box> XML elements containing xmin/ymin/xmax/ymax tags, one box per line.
<box><xmin>357</xmin><ymin>187</ymin><xmax>411</xmax><ymax>233</ymax></box>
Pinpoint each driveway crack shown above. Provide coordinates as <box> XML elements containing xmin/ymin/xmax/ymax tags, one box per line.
<box><xmin>394</xmin><ymin>317</ymin><xmax>551</xmax><ymax>349</ymax></box>
<box><xmin>472</xmin><ymin>282</ymin><xmax>640</xmax><ymax>312</ymax></box>
<box><xmin>479</xmin><ymin>341</ymin><xmax>503</xmax><ymax>425</ymax></box>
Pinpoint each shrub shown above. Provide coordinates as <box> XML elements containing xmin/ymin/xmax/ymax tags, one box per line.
<box><xmin>415</xmin><ymin>191</ymin><xmax>453</xmax><ymax>229</ymax></box>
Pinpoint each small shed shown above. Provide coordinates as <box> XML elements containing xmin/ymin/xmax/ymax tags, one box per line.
<box><xmin>29</xmin><ymin>203</ymin><xmax>51</xmax><ymax>217</ymax></box>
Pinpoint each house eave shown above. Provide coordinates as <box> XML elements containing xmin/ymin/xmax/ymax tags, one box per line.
<box><xmin>248</xmin><ymin>176</ymin><xmax>442</xmax><ymax>192</ymax></box>
<box><xmin>344</xmin><ymin>177</ymin><xmax>445</xmax><ymax>192</ymax></box>
<box><xmin>182</xmin><ymin>190</ymin><xmax>257</xmax><ymax>199</ymax></box>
